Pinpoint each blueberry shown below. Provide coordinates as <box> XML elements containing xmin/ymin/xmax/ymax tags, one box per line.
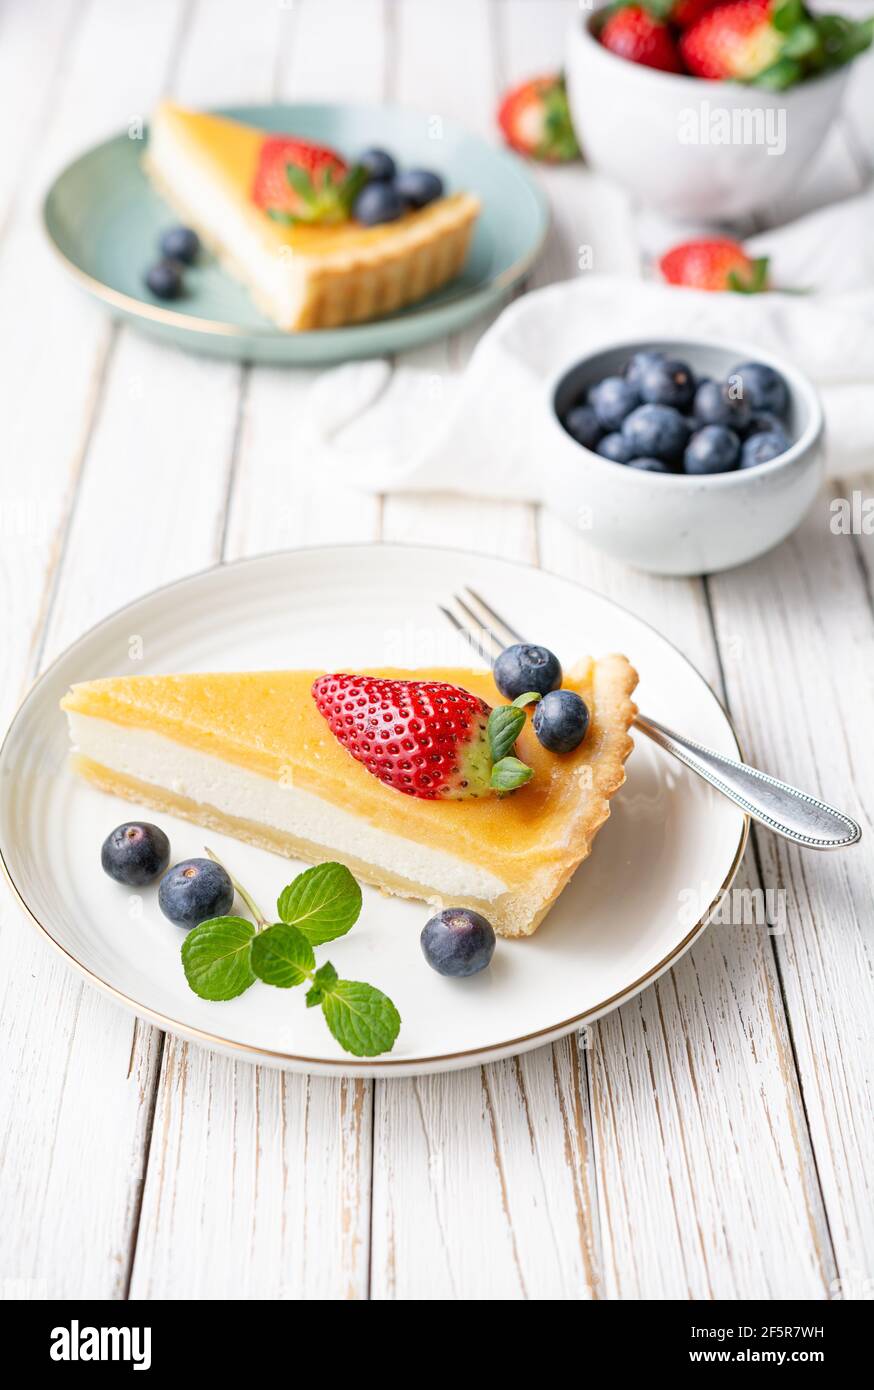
<box><xmin>684</xmin><ymin>425</ymin><xmax>740</xmax><ymax>475</ymax></box>
<box><xmin>638</xmin><ymin>357</ymin><xmax>696</xmax><ymax>411</ymax></box>
<box><xmin>394</xmin><ymin>168</ymin><xmax>444</xmax><ymax>208</ymax></box>
<box><xmin>563</xmin><ymin>403</ymin><xmax>601</xmax><ymax>450</ymax></box>
<box><xmin>494</xmin><ymin>643</ymin><xmax>562</xmax><ymax>700</ymax></box>
<box><xmin>532</xmin><ymin>689</ymin><xmax>590</xmax><ymax>753</ymax></box>
<box><xmin>421</xmin><ymin>908</ymin><xmax>495</xmax><ymax>977</ymax></box>
<box><xmin>159</xmin><ymin>226</ymin><xmax>200</xmax><ymax>264</ymax></box>
<box><xmin>359</xmin><ymin>147</ymin><xmax>397</xmax><ymax>181</ymax></box>
<box><xmin>352</xmin><ymin>180</ymin><xmax>404</xmax><ymax>225</ymax></box>
<box><xmin>621</xmin><ymin>403</ymin><xmax>689</xmax><ymax>463</ymax></box>
<box><xmin>144</xmin><ymin>260</ymin><xmax>183</xmax><ymax>300</ymax></box>
<box><xmin>693</xmin><ymin>379</ymin><xmax>751</xmax><ymax>432</ymax></box>
<box><xmin>740</xmin><ymin>430</ymin><xmax>790</xmax><ymax>469</ymax></box>
<box><xmin>745</xmin><ymin>412</ymin><xmax>784</xmax><ymax>438</ymax></box>
<box><xmin>589</xmin><ymin>375</ymin><xmax>640</xmax><ymax>431</ymax></box>
<box><xmin>101</xmin><ymin>822</ymin><xmax>170</xmax><ymax>887</ymax></box>
<box><xmin>624</xmin><ymin>350</ymin><xmax>667</xmax><ymax>391</ymax></box>
<box><xmin>730</xmin><ymin>361</ymin><xmax>789</xmax><ymax>418</ymax></box>
<box><xmin>596</xmin><ymin>431</ymin><xmax>634</xmax><ymax>463</ymax></box>
<box><xmin>158</xmin><ymin>858</ymin><xmax>234</xmax><ymax>930</ymax></box>
<box><xmin>628</xmin><ymin>456</ymin><xmax>674</xmax><ymax>473</ymax></box>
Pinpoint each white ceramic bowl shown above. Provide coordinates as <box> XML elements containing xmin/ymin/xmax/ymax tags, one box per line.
<box><xmin>565</xmin><ymin>7</ymin><xmax>849</xmax><ymax>220</ymax></box>
<box><xmin>544</xmin><ymin>338</ymin><xmax>825</xmax><ymax>576</ymax></box>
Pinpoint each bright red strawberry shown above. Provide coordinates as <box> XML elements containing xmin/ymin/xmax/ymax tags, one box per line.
<box><xmin>311</xmin><ymin>674</ymin><xmax>533</xmax><ymax>799</ymax></box>
<box><xmin>659</xmin><ymin>237</ymin><xmax>770</xmax><ymax>292</ymax></box>
<box><xmin>497</xmin><ymin>74</ymin><xmax>579</xmax><ymax>162</ymax></box>
<box><xmin>669</xmin><ymin>0</ymin><xmax>719</xmax><ymax>26</ymax></box>
<box><xmin>252</xmin><ymin>136</ymin><xmax>365</xmax><ymax>225</ymax></box>
<box><xmin>679</xmin><ymin>0</ymin><xmax>781</xmax><ymax>79</ymax></box>
<box><xmin>599</xmin><ymin>6</ymin><xmax>685</xmax><ymax>72</ymax></box>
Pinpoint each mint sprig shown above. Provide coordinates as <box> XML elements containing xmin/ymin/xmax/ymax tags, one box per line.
<box><xmin>486</xmin><ymin>690</ymin><xmax>540</xmax><ymax>792</ymax></box>
<box><xmin>316</xmin><ymin>978</ymin><xmax>401</xmax><ymax>1058</ymax></box>
<box><xmin>305</xmin><ymin>963</ymin><xmax>400</xmax><ymax>1056</ymax></box>
<box><xmin>277</xmin><ymin>861</ymin><xmax>362</xmax><ymax>944</ymax></box>
<box><xmin>250</xmin><ymin>922</ymin><xmax>315</xmax><ymax>988</ymax></box>
<box><xmin>181</xmin><ymin>916</ymin><xmax>256</xmax><ymax>1000</ymax></box>
<box><xmin>180</xmin><ymin>854</ymin><xmax>400</xmax><ymax>1057</ymax></box>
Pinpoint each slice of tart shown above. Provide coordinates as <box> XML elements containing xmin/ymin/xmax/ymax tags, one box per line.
<box><xmin>61</xmin><ymin>659</ymin><xmax>637</xmax><ymax>937</ymax></box>
<box><xmin>143</xmin><ymin>102</ymin><xmax>481</xmax><ymax>330</ymax></box>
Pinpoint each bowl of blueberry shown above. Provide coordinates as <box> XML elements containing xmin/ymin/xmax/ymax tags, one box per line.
<box><xmin>546</xmin><ymin>338</ymin><xmax>824</xmax><ymax>576</ymax></box>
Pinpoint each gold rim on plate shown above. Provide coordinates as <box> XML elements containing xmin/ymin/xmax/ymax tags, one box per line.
<box><xmin>0</xmin><ymin>543</ymin><xmax>749</xmax><ymax>1072</ymax></box>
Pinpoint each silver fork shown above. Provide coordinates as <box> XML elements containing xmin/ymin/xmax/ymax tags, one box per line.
<box><xmin>440</xmin><ymin>587</ymin><xmax>861</xmax><ymax>851</ymax></box>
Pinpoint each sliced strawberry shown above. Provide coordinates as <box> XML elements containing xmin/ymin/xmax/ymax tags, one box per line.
<box><xmin>497</xmin><ymin>74</ymin><xmax>579</xmax><ymax>162</ymax></box>
<box><xmin>252</xmin><ymin>136</ymin><xmax>365</xmax><ymax>225</ymax></box>
<box><xmin>659</xmin><ymin>237</ymin><xmax>770</xmax><ymax>292</ymax></box>
<box><xmin>599</xmin><ymin>6</ymin><xmax>685</xmax><ymax>72</ymax></box>
<box><xmin>679</xmin><ymin>0</ymin><xmax>781</xmax><ymax>79</ymax></box>
<box><xmin>311</xmin><ymin>674</ymin><xmax>534</xmax><ymax>799</ymax></box>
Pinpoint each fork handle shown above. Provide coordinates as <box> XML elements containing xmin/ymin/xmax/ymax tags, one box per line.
<box><xmin>634</xmin><ymin>713</ymin><xmax>861</xmax><ymax>850</ymax></box>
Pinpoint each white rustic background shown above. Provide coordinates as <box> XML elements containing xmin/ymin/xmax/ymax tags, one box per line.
<box><xmin>1</xmin><ymin>0</ymin><xmax>873</xmax><ymax>1300</ymax></box>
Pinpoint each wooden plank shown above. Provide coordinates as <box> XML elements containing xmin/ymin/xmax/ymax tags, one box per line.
<box><xmin>539</xmin><ymin>512</ymin><xmax>835</xmax><ymax>1298</ymax></box>
<box><xmin>370</xmin><ymin>0</ymin><xmax>637</xmax><ymax>1303</ymax></box>
<box><xmin>707</xmin><ymin>489</ymin><xmax>874</xmax><ymax>1290</ymax></box>
<box><xmin>128</xmin><ymin>0</ymin><xmax>386</xmax><ymax>1300</ymax></box>
<box><xmin>0</xmin><ymin>0</ymin><xmax>205</xmax><ymax>1301</ymax></box>
<box><xmin>0</xmin><ymin>0</ymin><xmax>80</xmax><ymax>239</ymax></box>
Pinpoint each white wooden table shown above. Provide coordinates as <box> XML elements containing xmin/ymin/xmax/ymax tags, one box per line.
<box><xmin>1</xmin><ymin>0</ymin><xmax>873</xmax><ymax>1301</ymax></box>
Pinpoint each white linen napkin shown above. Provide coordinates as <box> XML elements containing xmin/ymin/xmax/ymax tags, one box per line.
<box><xmin>301</xmin><ymin>187</ymin><xmax>874</xmax><ymax>496</ymax></box>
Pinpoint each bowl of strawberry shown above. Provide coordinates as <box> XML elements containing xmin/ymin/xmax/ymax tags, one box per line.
<box><xmin>565</xmin><ymin>0</ymin><xmax>873</xmax><ymax>219</ymax></box>
<box><xmin>545</xmin><ymin>338</ymin><xmax>824</xmax><ymax>575</ymax></box>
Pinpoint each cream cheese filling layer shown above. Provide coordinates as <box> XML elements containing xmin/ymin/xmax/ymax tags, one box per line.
<box><xmin>145</xmin><ymin>119</ymin><xmax>307</xmax><ymax>325</ymax></box>
<box><xmin>67</xmin><ymin>713</ymin><xmax>508</xmax><ymax>902</ymax></box>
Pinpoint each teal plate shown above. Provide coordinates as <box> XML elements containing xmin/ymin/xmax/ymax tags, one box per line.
<box><xmin>43</xmin><ymin>103</ymin><xmax>548</xmax><ymax>364</ymax></box>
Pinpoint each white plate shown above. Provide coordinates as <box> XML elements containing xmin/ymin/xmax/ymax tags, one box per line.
<box><xmin>0</xmin><ymin>546</ymin><xmax>747</xmax><ymax>1077</ymax></box>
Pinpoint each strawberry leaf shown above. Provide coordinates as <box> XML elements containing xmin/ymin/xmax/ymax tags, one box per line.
<box><xmin>773</xmin><ymin>0</ymin><xmax>806</xmax><ymax>32</ymax></box>
<box><xmin>285</xmin><ymin>163</ymin><xmax>318</xmax><ymax>205</ymax></box>
<box><xmin>727</xmin><ymin>256</ymin><xmax>770</xmax><ymax>294</ymax></box>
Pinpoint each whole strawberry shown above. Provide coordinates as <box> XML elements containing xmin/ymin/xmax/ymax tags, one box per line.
<box><xmin>311</xmin><ymin>674</ymin><xmax>534</xmax><ymax>799</ymax></box>
<box><xmin>252</xmin><ymin>136</ymin><xmax>366</xmax><ymax>225</ymax></box>
<box><xmin>599</xmin><ymin>6</ymin><xmax>685</xmax><ymax>72</ymax></box>
<box><xmin>670</xmin><ymin>0</ymin><xmax>719</xmax><ymax>25</ymax></box>
<box><xmin>659</xmin><ymin>237</ymin><xmax>770</xmax><ymax>292</ymax></box>
<box><xmin>497</xmin><ymin>74</ymin><xmax>579</xmax><ymax>162</ymax></box>
<box><xmin>680</xmin><ymin>0</ymin><xmax>782</xmax><ymax>79</ymax></box>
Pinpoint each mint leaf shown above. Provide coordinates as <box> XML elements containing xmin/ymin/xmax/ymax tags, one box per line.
<box><xmin>512</xmin><ymin>691</ymin><xmax>541</xmax><ymax>709</ymax></box>
<box><xmin>491</xmin><ymin>755</ymin><xmax>534</xmax><ymax>792</ymax></box>
<box><xmin>181</xmin><ymin>916</ymin><xmax>256</xmax><ymax>1001</ymax></box>
<box><xmin>277</xmin><ymin>862</ymin><xmax>362</xmax><ymax>945</ymax></box>
<box><xmin>250</xmin><ymin>922</ymin><xmax>315</xmax><ymax>989</ymax></box>
<box><xmin>305</xmin><ymin>960</ymin><xmax>339</xmax><ymax>1008</ymax></box>
<box><xmin>319</xmin><ymin>978</ymin><xmax>401</xmax><ymax>1057</ymax></box>
<box><xmin>487</xmin><ymin>704</ymin><xmax>526</xmax><ymax>762</ymax></box>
